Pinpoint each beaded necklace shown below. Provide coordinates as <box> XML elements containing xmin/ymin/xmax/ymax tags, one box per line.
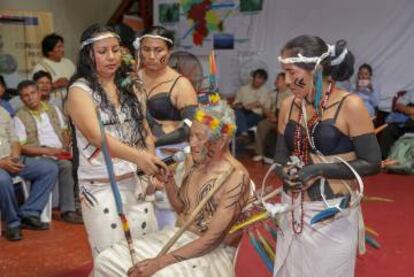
<box><xmin>291</xmin><ymin>81</ymin><xmax>334</xmax><ymax>234</ymax></box>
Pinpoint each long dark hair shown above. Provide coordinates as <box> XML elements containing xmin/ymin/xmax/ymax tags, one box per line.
<box><xmin>281</xmin><ymin>35</ymin><xmax>355</xmax><ymax>81</ymax></box>
<box><xmin>68</xmin><ymin>23</ymin><xmax>147</xmax><ymax>148</ymax></box>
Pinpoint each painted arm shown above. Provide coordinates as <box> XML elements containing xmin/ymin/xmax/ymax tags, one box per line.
<box><xmin>163</xmin><ymin>173</ymin><xmax>185</xmax><ymax>213</ymax></box>
<box><xmin>298</xmin><ymin>95</ymin><xmax>381</xmax><ymax>183</ymax></box>
<box><xmin>273</xmin><ymin>96</ymin><xmax>296</xmax><ymax>184</ymax></box>
<box><xmin>154</xmin><ymin>106</ymin><xmax>197</xmax><ymax>147</ymax></box>
<box><xmin>155</xmin><ymin>77</ymin><xmax>198</xmax><ymax>147</ymax></box>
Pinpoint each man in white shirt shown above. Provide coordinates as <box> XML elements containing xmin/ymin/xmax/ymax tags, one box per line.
<box><xmin>233</xmin><ymin>69</ymin><xmax>269</xmax><ymax>136</ymax></box>
<box><xmin>14</xmin><ymin>80</ymin><xmax>82</xmax><ymax>224</ymax></box>
<box><xmin>31</xmin><ymin>33</ymin><xmax>76</xmax><ymax>111</ymax></box>
<box><xmin>253</xmin><ymin>72</ymin><xmax>291</xmax><ymax>162</ymax></box>
<box><xmin>33</xmin><ymin>70</ymin><xmax>64</xmax><ymax>110</ymax></box>
<box><xmin>0</xmin><ymin>106</ymin><xmax>57</xmax><ymax>241</ymax></box>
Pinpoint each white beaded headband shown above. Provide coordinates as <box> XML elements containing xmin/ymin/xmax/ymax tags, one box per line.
<box><xmin>133</xmin><ymin>34</ymin><xmax>173</xmax><ymax>50</ymax></box>
<box><xmin>80</xmin><ymin>32</ymin><xmax>120</xmax><ymax>49</ymax></box>
<box><xmin>278</xmin><ymin>44</ymin><xmax>348</xmax><ymax>66</ymax></box>
<box><xmin>331</xmin><ymin>47</ymin><xmax>348</xmax><ymax>66</ymax></box>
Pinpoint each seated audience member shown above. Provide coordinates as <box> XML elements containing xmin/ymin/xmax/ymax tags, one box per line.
<box><xmin>13</xmin><ymin>80</ymin><xmax>82</xmax><ymax>224</ymax></box>
<box><xmin>352</xmin><ymin>63</ymin><xmax>380</xmax><ymax>117</ymax></box>
<box><xmin>32</xmin><ymin>33</ymin><xmax>76</xmax><ymax>110</ymax></box>
<box><xmin>0</xmin><ymin>75</ymin><xmax>15</xmax><ymax>117</ymax></box>
<box><xmin>380</xmin><ymin>90</ymin><xmax>414</xmax><ymax>158</ymax></box>
<box><xmin>94</xmin><ymin>100</ymin><xmax>250</xmax><ymax>277</ymax></box>
<box><xmin>0</xmin><ymin>106</ymin><xmax>58</xmax><ymax>241</ymax></box>
<box><xmin>253</xmin><ymin>72</ymin><xmax>291</xmax><ymax>162</ymax></box>
<box><xmin>33</xmin><ymin>70</ymin><xmax>59</xmax><ymax>107</ymax></box>
<box><xmin>233</xmin><ymin>69</ymin><xmax>269</xmax><ymax>137</ymax></box>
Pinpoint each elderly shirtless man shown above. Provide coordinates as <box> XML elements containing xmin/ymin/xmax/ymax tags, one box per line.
<box><xmin>94</xmin><ymin>99</ymin><xmax>250</xmax><ymax>277</ymax></box>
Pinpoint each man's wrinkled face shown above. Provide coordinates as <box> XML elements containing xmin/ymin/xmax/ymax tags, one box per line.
<box><xmin>20</xmin><ymin>85</ymin><xmax>41</xmax><ymax>110</ymax></box>
<box><xmin>189</xmin><ymin>122</ymin><xmax>222</xmax><ymax>164</ymax></box>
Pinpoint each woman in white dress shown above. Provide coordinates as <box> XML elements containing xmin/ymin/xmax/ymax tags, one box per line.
<box><xmin>65</xmin><ymin>24</ymin><xmax>168</xmax><ymax>260</ymax></box>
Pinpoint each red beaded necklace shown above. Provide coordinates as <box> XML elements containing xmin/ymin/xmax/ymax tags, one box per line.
<box><xmin>291</xmin><ymin>81</ymin><xmax>334</xmax><ymax>234</ymax></box>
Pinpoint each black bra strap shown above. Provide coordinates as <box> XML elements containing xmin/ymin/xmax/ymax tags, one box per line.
<box><xmin>333</xmin><ymin>94</ymin><xmax>352</xmax><ymax>122</ymax></box>
<box><xmin>288</xmin><ymin>97</ymin><xmax>297</xmax><ymax>120</ymax></box>
<box><xmin>148</xmin><ymin>79</ymin><xmax>175</xmax><ymax>96</ymax></box>
<box><xmin>324</xmin><ymin>100</ymin><xmax>342</xmax><ymax>111</ymax></box>
<box><xmin>168</xmin><ymin>76</ymin><xmax>182</xmax><ymax>96</ymax></box>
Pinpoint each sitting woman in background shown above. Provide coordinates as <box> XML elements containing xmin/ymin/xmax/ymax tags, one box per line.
<box><xmin>65</xmin><ymin>24</ymin><xmax>167</xmax><ymax>260</ymax></box>
<box><xmin>134</xmin><ymin>26</ymin><xmax>198</xmax><ymax>148</ymax></box>
<box><xmin>353</xmin><ymin>63</ymin><xmax>380</xmax><ymax>118</ymax></box>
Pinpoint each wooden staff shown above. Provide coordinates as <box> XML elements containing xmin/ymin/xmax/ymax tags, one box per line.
<box><xmin>157</xmin><ymin>166</ymin><xmax>236</xmax><ymax>257</ymax></box>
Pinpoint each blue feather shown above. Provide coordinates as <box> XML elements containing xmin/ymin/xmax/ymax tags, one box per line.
<box><xmin>365</xmin><ymin>234</ymin><xmax>381</xmax><ymax>249</ymax></box>
<box><xmin>249</xmin><ymin>234</ymin><xmax>274</xmax><ymax>272</ymax></box>
<box><xmin>310</xmin><ymin>207</ymin><xmax>340</xmax><ymax>225</ymax></box>
<box><xmin>311</xmin><ymin>195</ymin><xmax>351</xmax><ymax>225</ymax></box>
<box><xmin>264</xmin><ymin>222</ymin><xmax>278</xmax><ymax>240</ymax></box>
<box><xmin>313</xmin><ymin>67</ymin><xmax>323</xmax><ymax>112</ymax></box>
<box><xmin>268</xmin><ymin>226</ymin><xmax>278</xmax><ymax>240</ymax></box>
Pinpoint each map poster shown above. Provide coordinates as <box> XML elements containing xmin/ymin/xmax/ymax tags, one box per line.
<box><xmin>154</xmin><ymin>0</ymin><xmax>256</xmax><ymax>55</ymax></box>
<box><xmin>153</xmin><ymin>0</ymin><xmax>265</xmax><ymax>95</ymax></box>
<box><xmin>0</xmin><ymin>10</ymin><xmax>53</xmax><ymax>88</ymax></box>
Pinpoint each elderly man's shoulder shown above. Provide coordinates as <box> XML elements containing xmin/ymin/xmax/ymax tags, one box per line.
<box><xmin>228</xmin><ymin>158</ymin><xmax>250</xmax><ymax>182</ymax></box>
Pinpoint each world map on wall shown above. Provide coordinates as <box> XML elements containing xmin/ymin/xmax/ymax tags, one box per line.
<box><xmin>156</xmin><ymin>0</ymin><xmax>265</xmax><ymax>94</ymax></box>
<box><xmin>157</xmin><ymin>0</ymin><xmax>263</xmax><ymax>52</ymax></box>
<box><xmin>181</xmin><ymin>0</ymin><xmax>229</xmax><ymax>46</ymax></box>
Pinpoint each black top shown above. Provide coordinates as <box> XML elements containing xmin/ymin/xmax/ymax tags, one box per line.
<box><xmin>283</xmin><ymin>95</ymin><xmax>355</xmax><ymax>200</ymax></box>
<box><xmin>147</xmin><ymin>76</ymin><xmax>182</xmax><ymax>121</ymax></box>
<box><xmin>284</xmin><ymin>94</ymin><xmax>354</xmax><ymax>156</ymax></box>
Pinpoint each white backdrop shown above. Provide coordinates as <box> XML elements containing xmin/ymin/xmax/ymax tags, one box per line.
<box><xmin>155</xmin><ymin>0</ymin><xmax>414</xmax><ymax>111</ymax></box>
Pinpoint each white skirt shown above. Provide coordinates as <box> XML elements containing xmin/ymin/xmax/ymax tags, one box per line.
<box><xmin>94</xmin><ymin>227</ymin><xmax>235</xmax><ymax>277</ymax></box>
<box><xmin>274</xmin><ymin>192</ymin><xmax>362</xmax><ymax>277</ymax></box>
<box><xmin>79</xmin><ymin>176</ymin><xmax>158</xmax><ymax>258</ymax></box>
